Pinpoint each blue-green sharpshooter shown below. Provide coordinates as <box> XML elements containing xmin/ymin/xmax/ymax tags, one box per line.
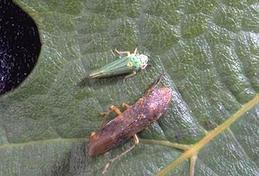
<box><xmin>89</xmin><ymin>48</ymin><xmax>149</xmax><ymax>79</ymax></box>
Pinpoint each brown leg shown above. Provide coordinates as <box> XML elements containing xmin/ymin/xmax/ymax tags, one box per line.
<box><xmin>100</xmin><ymin>102</ymin><xmax>131</xmax><ymax>126</ymax></box>
<box><xmin>122</xmin><ymin>102</ymin><xmax>130</xmax><ymax>109</ymax></box>
<box><xmin>109</xmin><ymin>105</ymin><xmax>122</xmax><ymax>115</ymax></box>
<box><xmin>100</xmin><ymin>105</ymin><xmax>122</xmax><ymax>116</ymax></box>
<box><xmin>100</xmin><ymin>105</ymin><xmax>122</xmax><ymax>127</ymax></box>
<box><xmin>102</xmin><ymin>134</ymin><xmax>139</xmax><ymax>175</ymax></box>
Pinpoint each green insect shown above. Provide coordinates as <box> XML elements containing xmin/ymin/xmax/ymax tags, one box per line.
<box><xmin>89</xmin><ymin>48</ymin><xmax>149</xmax><ymax>79</ymax></box>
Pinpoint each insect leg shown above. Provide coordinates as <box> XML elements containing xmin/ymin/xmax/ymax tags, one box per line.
<box><xmin>123</xmin><ymin>71</ymin><xmax>137</xmax><ymax>81</ymax></box>
<box><xmin>109</xmin><ymin>105</ymin><xmax>122</xmax><ymax>115</ymax></box>
<box><xmin>100</xmin><ymin>105</ymin><xmax>122</xmax><ymax>126</ymax></box>
<box><xmin>111</xmin><ymin>49</ymin><xmax>116</xmax><ymax>56</ymax></box>
<box><xmin>133</xmin><ymin>48</ymin><xmax>138</xmax><ymax>55</ymax></box>
<box><xmin>114</xmin><ymin>48</ymin><xmax>131</xmax><ymax>56</ymax></box>
<box><xmin>102</xmin><ymin>134</ymin><xmax>139</xmax><ymax>175</ymax></box>
<box><xmin>122</xmin><ymin>102</ymin><xmax>130</xmax><ymax>109</ymax></box>
<box><xmin>132</xmin><ymin>134</ymin><xmax>139</xmax><ymax>144</ymax></box>
<box><xmin>100</xmin><ymin>105</ymin><xmax>122</xmax><ymax>116</ymax></box>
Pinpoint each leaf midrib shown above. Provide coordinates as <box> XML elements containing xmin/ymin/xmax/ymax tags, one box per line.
<box><xmin>156</xmin><ymin>94</ymin><xmax>259</xmax><ymax>175</ymax></box>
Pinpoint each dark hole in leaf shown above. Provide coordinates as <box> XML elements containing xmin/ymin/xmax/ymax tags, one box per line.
<box><xmin>0</xmin><ymin>0</ymin><xmax>41</xmax><ymax>95</ymax></box>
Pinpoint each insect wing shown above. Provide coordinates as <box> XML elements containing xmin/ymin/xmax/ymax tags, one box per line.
<box><xmin>89</xmin><ymin>57</ymin><xmax>133</xmax><ymax>78</ymax></box>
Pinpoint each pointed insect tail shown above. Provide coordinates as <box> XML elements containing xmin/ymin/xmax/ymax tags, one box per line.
<box><xmin>88</xmin><ymin>70</ymin><xmax>104</xmax><ymax>79</ymax></box>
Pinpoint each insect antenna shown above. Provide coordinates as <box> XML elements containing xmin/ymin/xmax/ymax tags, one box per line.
<box><xmin>154</xmin><ymin>73</ymin><xmax>164</xmax><ymax>85</ymax></box>
<box><xmin>146</xmin><ymin>73</ymin><xmax>165</xmax><ymax>92</ymax></box>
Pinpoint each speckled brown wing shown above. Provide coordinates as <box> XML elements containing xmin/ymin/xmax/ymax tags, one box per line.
<box><xmin>88</xmin><ymin>87</ymin><xmax>172</xmax><ymax>156</ymax></box>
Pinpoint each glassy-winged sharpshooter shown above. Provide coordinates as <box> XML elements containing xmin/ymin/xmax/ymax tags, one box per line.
<box><xmin>89</xmin><ymin>48</ymin><xmax>149</xmax><ymax>79</ymax></box>
<box><xmin>87</xmin><ymin>75</ymin><xmax>172</xmax><ymax>174</ymax></box>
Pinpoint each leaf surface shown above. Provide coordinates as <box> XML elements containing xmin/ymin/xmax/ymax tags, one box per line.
<box><xmin>0</xmin><ymin>0</ymin><xmax>258</xmax><ymax>175</ymax></box>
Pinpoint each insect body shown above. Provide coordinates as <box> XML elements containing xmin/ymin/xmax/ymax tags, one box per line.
<box><xmin>88</xmin><ymin>80</ymin><xmax>172</xmax><ymax>157</ymax></box>
<box><xmin>89</xmin><ymin>48</ymin><xmax>149</xmax><ymax>79</ymax></box>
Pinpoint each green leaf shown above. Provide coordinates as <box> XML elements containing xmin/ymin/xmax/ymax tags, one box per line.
<box><xmin>1</xmin><ymin>0</ymin><xmax>259</xmax><ymax>175</ymax></box>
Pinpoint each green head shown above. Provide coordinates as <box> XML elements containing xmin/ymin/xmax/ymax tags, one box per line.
<box><xmin>128</xmin><ymin>54</ymin><xmax>149</xmax><ymax>71</ymax></box>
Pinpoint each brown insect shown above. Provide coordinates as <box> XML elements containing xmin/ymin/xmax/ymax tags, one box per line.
<box><xmin>87</xmin><ymin>75</ymin><xmax>172</xmax><ymax>174</ymax></box>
